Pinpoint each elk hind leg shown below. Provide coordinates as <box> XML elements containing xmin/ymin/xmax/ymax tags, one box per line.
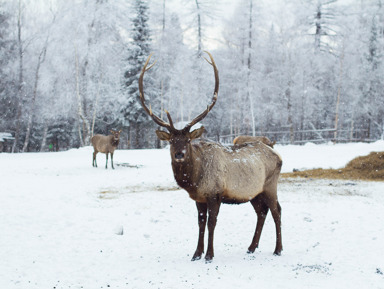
<box><xmin>271</xmin><ymin>200</ymin><xmax>283</xmax><ymax>255</ymax></box>
<box><xmin>192</xmin><ymin>202</ymin><xmax>207</xmax><ymax>261</ymax></box>
<box><xmin>248</xmin><ymin>193</ymin><xmax>269</xmax><ymax>253</ymax></box>
<box><xmin>264</xmin><ymin>194</ymin><xmax>282</xmax><ymax>255</ymax></box>
<box><xmin>205</xmin><ymin>195</ymin><xmax>222</xmax><ymax>262</ymax></box>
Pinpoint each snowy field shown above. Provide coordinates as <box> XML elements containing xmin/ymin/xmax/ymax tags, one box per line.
<box><xmin>1</xmin><ymin>141</ymin><xmax>384</xmax><ymax>289</ymax></box>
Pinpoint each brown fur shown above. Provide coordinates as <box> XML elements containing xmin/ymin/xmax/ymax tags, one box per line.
<box><xmin>138</xmin><ymin>52</ymin><xmax>282</xmax><ymax>262</ymax></box>
<box><xmin>164</xmin><ymin>133</ymin><xmax>283</xmax><ymax>261</ymax></box>
<box><xmin>233</xmin><ymin>135</ymin><xmax>276</xmax><ymax>148</ymax></box>
<box><xmin>91</xmin><ymin>130</ymin><xmax>121</xmax><ymax>169</ymax></box>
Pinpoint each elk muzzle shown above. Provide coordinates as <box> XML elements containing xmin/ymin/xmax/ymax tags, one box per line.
<box><xmin>174</xmin><ymin>150</ymin><xmax>186</xmax><ymax>162</ymax></box>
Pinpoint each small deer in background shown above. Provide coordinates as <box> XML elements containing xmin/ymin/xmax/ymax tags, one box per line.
<box><xmin>139</xmin><ymin>51</ymin><xmax>283</xmax><ymax>262</ymax></box>
<box><xmin>233</xmin><ymin>135</ymin><xmax>276</xmax><ymax>148</ymax></box>
<box><xmin>91</xmin><ymin>130</ymin><xmax>121</xmax><ymax>169</ymax></box>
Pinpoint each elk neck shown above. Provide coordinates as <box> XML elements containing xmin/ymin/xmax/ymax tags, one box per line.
<box><xmin>110</xmin><ymin>136</ymin><xmax>119</xmax><ymax>147</ymax></box>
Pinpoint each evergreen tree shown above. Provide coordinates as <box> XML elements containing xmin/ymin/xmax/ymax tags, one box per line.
<box><xmin>0</xmin><ymin>4</ymin><xmax>17</xmax><ymax>133</ymax></box>
<box><xmin>122</xmin><ymin>0</ymin><xmax>157</xmax><ymax>148</ymax></box>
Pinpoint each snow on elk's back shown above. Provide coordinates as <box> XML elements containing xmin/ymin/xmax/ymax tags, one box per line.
<box><xmin>0</xmin><ymin>141</ymin><xmax>383</xmax><ymax>288</ymax></box>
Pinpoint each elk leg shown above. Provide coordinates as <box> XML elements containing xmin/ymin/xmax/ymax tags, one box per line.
<box><xmin>191</xmin><ymin>202</ymin><xmax>207</xmax><ymax>261</ymax></box>
<box><xmin>105</xmin><ymin>153</ymin><xmax>108</xmax><ymax>169</ymax></box>
<box><xmin>205</xmin><ymin>195</ymin><xmax>222</xmax><ymax>262</ymax></box>
<box><xmin>271</xmin><ymin>201</ymin><xmax>283</xmax><ymax>255</ymax></box>
<box><xmin>111</xmin><ymin>152</ymin><xmax>114</xmax><ymax>169</ymax></box>
<box><xmin>93</xmin><ymin>151</ymin><xmax>98</xmax><ymax>167</ymax></box>
<box><xmin>265</xmin><ymin>196</ymin><xmax>283</xmax><ymax>255</ymax></box>
<box><xmin>248</xmin><ymin>194</ymin><xmax>269</xmax><ymax>253</ymax></box>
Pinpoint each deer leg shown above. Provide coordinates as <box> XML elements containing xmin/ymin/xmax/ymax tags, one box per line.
<box><xmin>248</xmin><ymin>194</ymin><xmax>269</xmax><ymax>253</ymax></box>
<box><xmin>105</xmin><ymin>153</ymin><xmax>108</xmax><ymax>169</ymax></box>
<box><xmin>205</xmin><ymin>195</ymin><xmax>222</xmax><ymax>262</ymax></box>
<box><xmin>93</xmin><ymin>151</ymin><xmax>98</xmax><ymax>167</ymax></box>
<box><xmin>111</xmin><ymin>152</ymin><xmax>114</xmax><ymax>169</ymax></box>
<box><xmin>191</xmin><ymin>202</ymin><xmax>207</xmax><ymax>261</ymax></box>
<box><xmin>264</xmin><ymin>196</ymin><xmax>283</xmax><ymax>255</ymax></box>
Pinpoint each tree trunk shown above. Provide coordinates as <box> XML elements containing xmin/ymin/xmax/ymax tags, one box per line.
<box><xmin>195</xmin><ymin>0</ymin><xmax>202</xmax><ymax>57</ymax></box>
<box><xmin>334</xmin><ymin>42</ymin><xmax>345</xmax><ymax>141</ymax></box>
<box><xmin>286</xmin><ymin>83</ymin><xmax>294</xmax><ymax>144</ymax></box>
<box><xmin>350</xmin><ymin>119</ymin><xmax>354</xmax><ymax>141</ymax></box>
<box><xmin>22</xmin><ymin>46</ymin><xmax>47</xmax><ymax>152</ymax></box>
<box><xmin>74</xmin><ymin>44</ymin><xmax>91</xmax><ymax>146</ymax></box>
<box><xmin>12</xmin><ymin>0</ymin><xmax>24</xmax><ymax>153</ymax></box>
<box><xmin>247</xmin><ymin>0</ymin><xmax>256</xmax><ymax>136</ymax></box>
<box><xmin>77</xmin><ymin>117</ymin><xmax>84</xmax><ymax>147</ymax></box>
<box><xmin>314</xmin><ymin>3</ymin><xmax>322</xmax><ymax>52</ymax></box>
<box><xmin>40</xmin><ymin>124</ymin><xmax>48</xmax><ymax>152</ymax></box>
<box><xmin>91</xmin><ymin>74</ymin><xmax>102</xmax><ymax>137</ymax></box>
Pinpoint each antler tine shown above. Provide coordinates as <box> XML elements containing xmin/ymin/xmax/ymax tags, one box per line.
<box><xmin>165</xmin><ymin>110</ymin><xmax>175</xmax><ymax>129</ymax></box>
<box><xmin>139</xmin><ymin>54</ymin><xmax>175</xmax><ymax>131</ymax></box>
<box><xmin>184</xmin><ymin>51</ymin><xmax>219</xmax><ymax>132</ymax></box>
<box><xmin>203</xmin><ymin>51</ymin><xmax>219</xmax><ymax>98</ymax></box>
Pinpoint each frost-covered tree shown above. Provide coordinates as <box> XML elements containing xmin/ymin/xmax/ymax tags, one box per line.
<box><xmin>0</xmin><ymin>3</ymin><xmax>17</xmax><ymax>136</ymax></box>
<box><xmin>43</xmin><ymin>0</ymin><xmax>127</xmax><ymax>148</ymax></box>
<box><xmin>358</xmin><ymin>14</ymin><xmax>384</xmax><ymax>139</ymax></box>
<box><xmin>221</xmin><ymin>0</ymin><xmax>265</xmax><ymax>138</ymax></box>
<box><xmin>122</xmin><ymin>0</ymin><xmax>158</xmax><ymax>148</ymax></box>
<box><xmin>1</xmin><ymin>0</ymin><xmax>384</xmax><ymax>150</ymax></box>
<box><xmin>154</xmin><ymin>12</ymin><xmax>188</xmax><ymax>124</ymax></box>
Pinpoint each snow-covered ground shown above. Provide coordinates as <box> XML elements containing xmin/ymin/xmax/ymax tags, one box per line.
<box><xmin>0</xmin><ymin>141</ymin><xmax>383</xmax><ymax>289</ymax></box>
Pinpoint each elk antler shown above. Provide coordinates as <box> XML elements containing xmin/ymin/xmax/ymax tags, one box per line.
<box><xmin>139</xmin><ymin>51</ymin><xmax>219</xmax><ymax>133</ymax></box>
<box><xmin>139</xmin><ymin>54</ymin><xmax>177</xmax><ymax>132</ymax></box>
<box><xmin>183</xmin><ymin>51</ymin><xmax>219</xmax><ymax>132</ymax></box>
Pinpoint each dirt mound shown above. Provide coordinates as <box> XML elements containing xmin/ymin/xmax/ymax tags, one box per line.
<box><xmin>281</xmin><ymin>151</ymin><xmax>384</xmax><ymax>181</ymax></box>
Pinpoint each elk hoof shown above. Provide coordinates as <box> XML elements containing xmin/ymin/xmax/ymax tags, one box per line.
<box><xmin>191</xmin><ymin>255</ymin><xmax>201</xmax><ymax>261</ymax></box>
<box><xmin>273</xmin><ymin>250</ymin><xmax>282</xmax><ymax>256</ymax></box>
<box><xmin>204</xmin><ymin>254</ymin><xmax>214</xmax><ymax>263</ymax></box>
<box><xmin>191</xmin><ymin>251</ymin><xmax>203</xmax><ymax>261</ymax></box>
<box><xmin>247</xmin><ymin>246</ymin><xmax>256</xmax><ymax>254</ymax></box>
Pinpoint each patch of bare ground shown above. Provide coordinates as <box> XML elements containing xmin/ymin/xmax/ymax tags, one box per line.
<box><xmin>281</xmin><ymin>151</ymin><xmax>384</xmax><ymax>181</ymax></box>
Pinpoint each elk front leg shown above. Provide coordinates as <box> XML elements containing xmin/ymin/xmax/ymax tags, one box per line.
<box><xmin>111</xmin><ymin>152</ymin><xmax>114</xmax><ymax>169</ymax></box>
<box><xmin>205</xmin><ymin>195</ymin><xmax>222</xmax><ymax>262</ymax></box>
<box><xmin>105</xmin><ymin>153</ymin><xmax>109</xmax><ymax>169</ymax></box>
<box><xmin>191</xmin><ymin>202</ymin><xmax>207</xmax><ymax>261</ymax></box>
<box><xmin>93</xmin><ymin>151</ymin><xmax>98</xmax><ymax>167</ymax></box>
<box><xmin>248</xmin><ymin>194</ymin><xmax>269</xmax><ymax>253</ymax></box>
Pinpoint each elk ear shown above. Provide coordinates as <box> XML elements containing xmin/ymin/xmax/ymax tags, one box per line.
<box><xmin>156</xmin><ymin>130</ymin><xmax>171</xmax><ymax>141</ymax></box>
<box><xmin>190</xmin><ymin>126</ymin><xmax>205</xmax><ymax>140</ymax></box>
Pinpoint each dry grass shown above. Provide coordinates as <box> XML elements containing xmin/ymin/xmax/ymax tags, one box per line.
<box><xmin>281</xmin><ymin>151</ymin><xmax>384</xmax><ymax>181</ymax></box>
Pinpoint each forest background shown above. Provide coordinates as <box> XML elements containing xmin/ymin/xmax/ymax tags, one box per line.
<box><xmin>1</xmin><ymin>0</ymin><xmax>383</xmax><ymax>152</ymax></box>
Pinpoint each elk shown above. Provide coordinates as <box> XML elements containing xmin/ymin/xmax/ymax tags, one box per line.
<box><xmin>91</xmin><ymin>130</ymin><xmax>121</xmax><ymax>169</ymax></box>
<box><xmin>139</xmin><ymin>52</ymin><xmax>283</xmax><ymax>262</ymax></box>
<box><xmin>233</xmin><ymin>135</ymin><xmax>276</xmax><ymax>148</ymax></box>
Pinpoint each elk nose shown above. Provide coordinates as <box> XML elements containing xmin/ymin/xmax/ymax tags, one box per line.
<box><xmin>175</xmin><ymin>152</ymin><xmax>185</xmax><ymax>160</ymax></box>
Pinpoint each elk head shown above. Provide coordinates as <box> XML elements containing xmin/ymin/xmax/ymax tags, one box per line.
<box><xmin>139</xmin><ymin>51</ymin><xmax>219</xmax><ymax>163</ymax></box>
<box><xmin>110</xmin><ymin>129</ymin><xmax>121</xmax><ymax>141</ymax></box>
